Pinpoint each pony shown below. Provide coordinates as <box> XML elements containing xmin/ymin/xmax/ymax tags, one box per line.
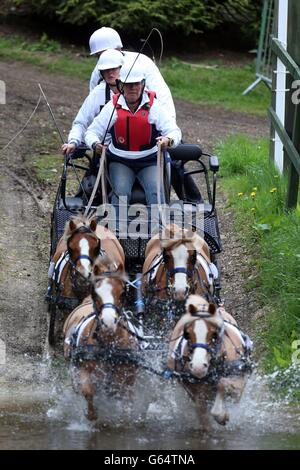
<box><xmin>142</xmin><ymin>224</ymin><xmax>219</xmax><ymax>320</ymax></box>
<box><xmin>166</xmin><ymin>294</ymin><xmax>252</xmax><ymax>425</ymax></box>
<box><xmin>63</xmin><ymin>255</ymin><xmax>139</xmax><ymax>421</ymax></box>
<box><xmin>48</xmin><ymin>214</ymin><xmax>125</xmax><ymax>308</ymax></box>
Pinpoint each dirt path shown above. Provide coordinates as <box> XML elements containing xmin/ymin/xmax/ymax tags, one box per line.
<box><xmin>0</xmin><ymin>60</ymin><xmax>269</xmax><ymax>354</ymax></box>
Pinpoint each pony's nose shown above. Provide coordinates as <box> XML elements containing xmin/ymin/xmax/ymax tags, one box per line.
<box><xmin>173</xmin><ymin>287</ymin><xmax>189</xmax><ymax>301</ymax></box>
<box><xmin>190</xmin><ymin>362</ymin><xmax>208</xmax><ymax>379</ymax></box>
<box><xmin>78</xmin><ymin>263</ymin><xmax>92</xmax><ymax>278</ymax></box>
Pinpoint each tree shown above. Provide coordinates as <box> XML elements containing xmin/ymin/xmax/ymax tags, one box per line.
<box><xmin>5</xmin><ymin>0</ymin><xmax>262</xmax><ymax>39</ymax></box>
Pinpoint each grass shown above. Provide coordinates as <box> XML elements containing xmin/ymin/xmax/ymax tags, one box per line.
<box><xmin>27</xmin><ymin>153</ymin><xmax>63</xmax><ymax>184</ymax></box>
<box><xmin>161</xmin><ymin>58</ymin><xmax>270</xmax><ymax>115</ymax></box>
<box><xmin>0</xmin><ymin>33</ymin><xmax>94</xmax><ymax>80</ymax></box>
<box><xmin>217</xmin><ymin>135</ymin><xmax>300</xmax><ymax>383</ymax></box>
<box><xmin>26</xmin><ymin>150</ymin><xmax>88</xmax><ymax>198</ymax></box>
<box><xmin>0</xmin><ymin>33</ymin><xmax>270</xmax><ymax>115</ymax></box>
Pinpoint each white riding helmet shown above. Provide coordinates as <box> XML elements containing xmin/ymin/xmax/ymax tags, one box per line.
<box><xmin>119</xmin><ymin>59</ymin><xmax>146</xmax><ymax>83</ymax></box>
<box><xmin>98</xmin><ymin>49</ymin><xmax>124</xmax><ymax>74</ymax></box>
<box><xmin>89</xmin><ymin>27</ymin><xmax>123</xmax><ymax>55</ymax></box>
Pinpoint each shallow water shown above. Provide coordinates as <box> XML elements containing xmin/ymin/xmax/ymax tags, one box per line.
<box><xmin>0</xmin><ymin>355</ymin><xmax>300</xmax><ymax>450</ymax></box>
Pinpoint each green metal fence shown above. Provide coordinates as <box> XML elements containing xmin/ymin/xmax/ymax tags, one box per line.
<box><xmin>243</xmin><ymin>0</ymin><xmax>274</xmax><ymax>95</ymax></box>
<box><xmin>269</xmin><ymin>37</ymin><xmax>300</xmax><ymax>209</ymax></box>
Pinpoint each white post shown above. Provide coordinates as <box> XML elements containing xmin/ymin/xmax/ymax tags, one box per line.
<box><xmin>274</xmin><ymin>0</ymin><xmax>288</xmax><ymax>173</ymax></box>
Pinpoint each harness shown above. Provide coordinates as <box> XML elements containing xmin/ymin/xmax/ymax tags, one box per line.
<box><xmin>111</xmin><ymin>90</ymin><xmax>159</xmax><ymax>152</ymax></box>
<box><xmin>147</xmin><ymin>249</ymin><xmax>217</xmax><ymax>304</ymax></box>
<box><xmin>49</xmin><ymin>226</ymin><xmax>103</xmax><ymax>305</ymax></box>
<box><xmin>98</xmin><ymin>82</ymin><xmax>112</xmax><ymax>114</ymax></box>
<box><xmin>167</xmin><ymin>308</ymin><xmax>253</xmax><ymax>383</ymax></box>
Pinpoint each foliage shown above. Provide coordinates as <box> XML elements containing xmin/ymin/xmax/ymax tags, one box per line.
<box><xmin>217</xmin><ymin>135</ymin><xmax>300</xmax><ymax>374</ymax></box>
<box><xmin>5</xmin><ymin>0</ymin><xmax>262</xmax><ymax>38</ymax></box>
<box><xmin>21</xmin><ymin>33</ymin><xmax>61</xmax><ymax>52</ymax></box>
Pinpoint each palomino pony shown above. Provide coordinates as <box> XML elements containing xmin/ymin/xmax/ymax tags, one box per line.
<box><xmin>166</xmin><ymin>294</ymin><xmax>252</xmax><ymax>425</ymax></box>
<box><xmin>49</xmin><ymin>214</ymin><xmax>125</xmax><ymax>308</ymax></box>
<box><xmin>63</xmin><ymin>256</ymin><xmax>139</xmax><ymax>421</ymax></box>
<box><xmin>142</xmin><ymin>224</ymin><xmax>219</xmax><ymax>316</ymax></box>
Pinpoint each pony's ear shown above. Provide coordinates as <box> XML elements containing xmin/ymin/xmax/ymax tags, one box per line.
<box><xmin>115</xmin><ymin>262</ymin><xmax>124</xmax><ymax>274</ymax></box>
<box><xmin>90</xmin><ymin>217</ymin><xmax>98</xmax><ymax>232</ymax></box>
<box><xmin>93</xmin><ymin>263</ymin><xmax>100</xmax><ymax>277</ymax></box>
<box><xmin>187</xmin><ymin>303</ymin><xmax>198</xmax><ymax>315</ymax></box>
<box><xmin>208</xmin><ymin>303</ymin><xmax>217</xmax><ymax>315</ymax></box>
<box><xmin>69</xmin><ymin>219</ymin><xmax>77</xmax><ymax>232</ymax></box>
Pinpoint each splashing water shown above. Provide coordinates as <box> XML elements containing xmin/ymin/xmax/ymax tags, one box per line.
<box><xmin>1</xmin><ymin>354</ymin><xmax>300</xmax><ymax>449</ymax></box>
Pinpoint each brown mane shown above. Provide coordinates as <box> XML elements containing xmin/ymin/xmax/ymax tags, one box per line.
<box><xmin>92</xmin><ymin>254</ymin><xmax>126</xmax><ymax>282</ymax></box>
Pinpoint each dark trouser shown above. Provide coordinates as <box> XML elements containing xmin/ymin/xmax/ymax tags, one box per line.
<box><xmin>171</xmin><ymin>160</ymin><xmax>203</xmax><ymax>203</ymax></box>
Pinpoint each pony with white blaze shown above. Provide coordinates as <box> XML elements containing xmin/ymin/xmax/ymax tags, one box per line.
<box><xmin>48</xmin><ymin>214</ymin><xmax>125</xmax><ymax>307</ymax></box>
<box><xmin>63</xmin><ymin>255</ymin><xmax>139</xmax><ymax>421</ymax></box>
<box><xmin>142</xmin><ymin>224</ymin><xmax>219</xmax><ymax>306</ymax></box>
<box><xmin>166</xmin><ymin>294</ymin><xmax>253</xmax><ymax>425</ymax></box>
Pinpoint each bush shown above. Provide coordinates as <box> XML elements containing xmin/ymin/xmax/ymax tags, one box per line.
<box><xmin>5</xmin><ymin>0</ymin><xmax>262</xmax><ymax>40</ymax></box>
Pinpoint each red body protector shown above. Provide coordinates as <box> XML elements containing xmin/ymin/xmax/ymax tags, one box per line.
<box><xmin>111</xmin><ymin>91</ymin><xmax>159</xmax><ymax>152</ymax></box>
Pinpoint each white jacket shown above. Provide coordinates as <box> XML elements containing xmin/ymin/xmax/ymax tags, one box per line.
<box><xmin>90</xmin><ymin>50</ymin><xmax>176</xmax><ymax>119</ymax></box>
<box><xmin>85</xmin><ymin>90</ymin><xmax>181</xmax><ymax>160</ymax></box>
<box><xmin>68</xmin><ymin>82</ymin><xmax>113</xmax><ymax>146</ymax></box>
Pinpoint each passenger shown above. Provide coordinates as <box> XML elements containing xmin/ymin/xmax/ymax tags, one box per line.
<box><xmin>61</xmin><ymin>49</ymin><xmax>124</xmax><ymax>155</ymax></box>
<box><xmin>88</xmin><ymin>26</ymin><xmax>176</xmax><ymax>119</ymax></box>
<box><xmin>85</xmin><ymin>60</ymin><xmax>181</xmax><ymax>206</ymax></box>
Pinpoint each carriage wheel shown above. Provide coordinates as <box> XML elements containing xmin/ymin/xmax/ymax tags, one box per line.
<box><xmin>48</xmin><ymin>302</ymin><xmax>57</xmax><ymax>346</ymax></box>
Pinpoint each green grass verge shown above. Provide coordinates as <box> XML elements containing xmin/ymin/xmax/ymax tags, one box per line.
<box><xmin>161</xmin><ymin>58</ymin><xmax>270</xmax><ymax>115</ymax></box>
<box><xmin>0</xmin><ymin>33</ymin><xmax>270</xmax><ymax>115</ymax></box>
<box><xmin>217</xmin><ymin>135</ymin><xmax>300</xmax><ymax>385</ymax></box>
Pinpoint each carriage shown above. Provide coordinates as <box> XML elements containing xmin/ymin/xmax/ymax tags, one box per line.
<box><xmin>47</xmin><ymin>143</ymin><xmax>222</xmax><ymax>321</ymax></box>
<box><xmin>47</xmin><ymin>144</ymin><xmax>254</xmax><ymax>425</ymax></box>
<box><xmin>50</xmin><ymin>144</ymin><xmax>221</xmax><ymax>273</ymax></box>
<box><xmin>47</xmin><ymin>143</ymin><xmax>222</xmax><ymax>342</ymax></box>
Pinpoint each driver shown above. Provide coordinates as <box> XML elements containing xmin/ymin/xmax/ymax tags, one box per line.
<box><xmin>85</xmin><ymin>58</ymin><xmax>181</xmax><ymax>205</ymax></box>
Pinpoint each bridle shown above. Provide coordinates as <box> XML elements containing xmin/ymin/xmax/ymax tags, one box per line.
<box><xmin>163</xmin><ymin>248</ymin><xmax>198</xmax><ymax>299</ymax></box>
<box><xmin>67</xmin><ymin>225</ymin><xmax>102</xmax><ymax>266</ymax></box>
<box><xmin>164</xmin><ymin>248</ymin><xmax>197</xmax><ymax>278</ymax></box>
<box><xmin>91</xmin><ymin>271</ymin><xmax>126</xmax><ymax>327</ymax></box>
<box><xmin>183</xmin><ymin>311</ymin><xmax>225</xmax><ymax>360</ymax></box>
<box><xmin>66</xmin><ymin>226</ymin><xmax>103</xmax><ymax>291</ymax></box>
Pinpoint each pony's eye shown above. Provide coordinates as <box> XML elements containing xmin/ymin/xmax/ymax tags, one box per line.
<box><xmin>183</xmin><ymin>329</ymin><xmax>189</xmax><ymax>340</ymax></box>
<box><xmin>164</xmin><ymin>256</ymin><xmax>170</xmax><ymax>264</ymax></box>
<box><xmin>94</xmin><ymin>244</ymin><xmax>100</xmax><ymax>256</ymax></box>
<box><xmin>211</xmin><ymin>333</ymin><xmax>218</xmax><ymax>342</ymax></box>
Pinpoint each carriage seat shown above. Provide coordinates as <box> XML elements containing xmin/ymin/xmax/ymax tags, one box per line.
<box><xmin>59</xmin><ymin>196</ymin><xmax>84</xmax><ymax>211</ymax></box>
<box><xmin>168</xmin><ymin>144</ymin><xmax>203</xmax><ymax>161</ymax></box>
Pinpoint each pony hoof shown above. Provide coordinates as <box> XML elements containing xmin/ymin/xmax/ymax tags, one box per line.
<box><xmin>87</xmin><ymin>410</ymin><xmax>97</xmax><ymax>421</ymax></box>
<box><xmin>212</xmin><ymin>412</ymin><xmax>229</xmax><ymax>426</ymax></box>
